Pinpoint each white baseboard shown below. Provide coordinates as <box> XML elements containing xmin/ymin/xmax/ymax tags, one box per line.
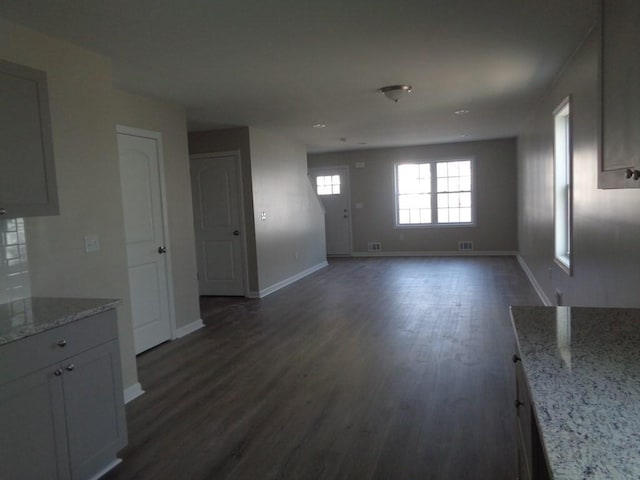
<box><xmin>174</xmin><ymin>318</ymin><xmax>204</xmax><ymax>338</ymax></box>
<box><xmin>516</xmin><ymin>255</ymin><xmax>552</xmax><ymax>306</ymax></box>
<box><xmin>123</xmin><ymin>382</ymin><xmax>145</xmax><ymax>404</ymax></box>
<box><xmin>256</xmin><ymin>261</ymin><xmax>328</xmax><ymax>298</ymax></box>
<box><xmin>87</xmin><ymin>458</ymin><xmax>122</xmax><ymax>480</ymax></box>
<box><xmin>351</xmin><ymin>250</ymin><xmax>517</xmax><ymax>257</ymax></box>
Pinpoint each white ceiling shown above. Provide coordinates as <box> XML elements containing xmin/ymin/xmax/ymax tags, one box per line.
<box><xmin>0</xmin><ymin>0</ymin><xmax>598</xmax><ymax>153</ymax></box>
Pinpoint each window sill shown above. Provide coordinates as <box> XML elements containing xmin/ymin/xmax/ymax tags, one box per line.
<box><xmin>554</xmin><ymin>255</ymin><xmax>572</xmax><ymax>276</ymax></box>
<box><xmin>395</xmin><ymin>222</ymin><xmax>476</xmax><ymax>229</ymax></box>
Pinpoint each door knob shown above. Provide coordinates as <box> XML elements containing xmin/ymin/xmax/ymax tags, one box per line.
<box><xmin>158</xmin><ymin>246</ymin><xmax>167</xmax><ymax>254</ymax></box>
<box><xmin>233</xmin><ymin>230</ymin><xmax>240</xmax><ymax>236</ymax></box>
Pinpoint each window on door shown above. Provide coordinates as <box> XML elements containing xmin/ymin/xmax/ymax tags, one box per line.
<box><xmin>316</xmin><ymin>175</ymin><xmax>341</xmax><ymax>195</ymax></box>
<box><xmin>395</xmin><ymin>159</ymin><xmax>474</xmax><ymax>226</ymax></box>
<box><xmin>553</xmin><ymin>97</ymin><xmax>572</xmax><ymax>274</ymax></box>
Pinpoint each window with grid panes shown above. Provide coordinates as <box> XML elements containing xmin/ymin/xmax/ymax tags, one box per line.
<box><xmin>395</xmin><ymin>159</ymin><xmax>473</xmax><ymax>226</ymax></box>
<box><xmin>316</xmin><ymin>175</ymin><xmax>341</xmax><ymax>195</ymax></box>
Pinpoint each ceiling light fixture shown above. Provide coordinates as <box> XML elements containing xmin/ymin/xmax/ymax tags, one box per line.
<box><xmin>312</xmin><ymin>123</ymin><xmax>326</xmax><ymax>128</ymax></box>
<box><xmin>454</xmin><ymin>109</ymin><xmax>470</xmax><ymax>115</ymax></box>
<box><xmin>379</xmin><ymin>85</ymin><xmax>412</xmax><ymax>103</ymax></box>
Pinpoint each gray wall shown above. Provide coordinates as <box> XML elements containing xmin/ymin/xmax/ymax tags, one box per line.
<box><xmin>189</xmin><ymin>127</ymin><xmax>327</xmax><ymax>295</ymax></box>
<box><xmin>249</xmin><ymin>127</ymin><xmax>327</xmax><ymax>291</ymax></box>
<box><xmin>308</xmin><ymin>138</ymin><xmax>518</xmax><ymax>254</ymax></box>
<box><xmin>518</xmin><ymin>26</ymin><xmax>640</xmax><ymax>307</ymax></box>
<box><xmin>0</xmin><ymin>19</ymin><xmax>137</xmax><ymax>389</ymax></box>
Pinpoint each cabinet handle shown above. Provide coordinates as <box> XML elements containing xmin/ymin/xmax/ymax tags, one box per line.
<box><xmin>54</xmin><ymin>369</ymin><xmax>63</xmax><ymax>376</ymax></box>
<box><xmin>0</xmin><ymin>207</ymin><xmax>5</xmax><ymax>215</ymax></box>
<box><xmin>625</xmin><ymin>168</ymin><xmax>640</xmax><ymax>180</ymax></box>
<box><xmin>512</xmin><ymin>354</ymin><xmax>521</xmax><ymax>363</ymax></box>
<box><xmin>514</xmin><ymin>399</ymin><xmax>524</xmax><ymax>408</ymax></box>
<box><xmin>57</xmin><ymin>339</ymin><xmax>67</xmax><ymax>348</ymax></box>
<box><xmin>65</xmin><ymin>364</ymin><xmax>75</xmax><ymax>372</ymax></box>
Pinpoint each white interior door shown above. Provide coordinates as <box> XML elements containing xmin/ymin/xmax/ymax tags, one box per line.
<box><xmin>117</xmin><ymin>130</ymin><xmax>172</xmax><ymax>354</ymax></box>
<box><xmin>309</xmin><ymin>166</ymin><xmax>351</xmax><ymax>255</ymax></box>
<box><xmin>190</xmin><ymin>152</ymin><xmax>245</xmax><ymax>296</ymax></box>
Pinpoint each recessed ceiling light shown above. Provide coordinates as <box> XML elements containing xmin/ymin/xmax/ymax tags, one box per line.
<box><xmin>454</xmin><ymin>109</ymin><xmax>470</xmax><ymax>115</ymax></box>
<box><xmin>312</xmin><ymin>123</ymin><xmax>326</xmax><ymax>128</ymax></box>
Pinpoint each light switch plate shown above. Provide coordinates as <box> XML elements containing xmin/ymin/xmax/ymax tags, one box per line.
<box><xmin>84</xmin><ymin>234</ymin><xmax>100</xmax><ymax>253</ymax></box>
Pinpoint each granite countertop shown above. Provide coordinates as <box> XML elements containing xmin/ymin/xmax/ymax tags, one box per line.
<box><xmin>511</xmin><ymin>306</ymin><xmax>640</xmax><ymax>479</ymax></box>
<box><xmin>0</xmin><ymin>297</ymin><xmax>120</xmax><ymax>346</ymax></box>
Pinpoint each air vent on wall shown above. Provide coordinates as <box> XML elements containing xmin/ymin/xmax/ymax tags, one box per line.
<box><xmin>367</xmin><ymin>242</ymin><xmax>382</xmax><ymax>252</ymax></box>
<box><xmin>458</xmin><ymin>241</ymin><xmax>474</xmax><ymax>251</ymax></box>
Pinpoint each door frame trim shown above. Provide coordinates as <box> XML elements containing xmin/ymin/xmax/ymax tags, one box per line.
<box><xmin>309</xmin><ymin>165</ymin><xmax>353</xmax><ymax>255</ymax></box>
<box><xmin>116</xmin><ymin>125</ymin><xmax>177</xmax><ymax>339</ymax></box>
<box><xmin>190</xmin><ymin>150</ymin><xmax>249</xmax><ymax>296</ymax></box>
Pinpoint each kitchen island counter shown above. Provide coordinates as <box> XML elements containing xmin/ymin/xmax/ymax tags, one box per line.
<box><xmin>511</xmin><ymin>306</ymin><xmax>640</xmax><ymax>479</ymax></box>
<box><xmin>0</xmin><ymin>296</ymin><xmax>119</xmax><ymax>346</ymax></box>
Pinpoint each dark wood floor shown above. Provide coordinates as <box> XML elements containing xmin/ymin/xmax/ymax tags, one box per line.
<box><xmin>104</xmin><ymin>256</ymin><xmax>541</xmax><ymax>480</ymax></box>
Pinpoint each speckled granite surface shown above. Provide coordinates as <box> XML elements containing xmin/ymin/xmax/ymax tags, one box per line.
<box><xmin>0</xmin><ymin>297</ymin><xmax>120</xmax><ymax>346</ymax></box>
<box><xmin>511</xmin><ymin>306</ymin><xmax>640</xmax><ymax>480</ymax></box>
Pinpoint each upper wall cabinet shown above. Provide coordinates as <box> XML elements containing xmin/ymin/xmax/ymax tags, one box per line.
<box><xmin>599</xmin><ymin>0</ymin><xmax>640</xmax><ymax>189</ymax></box>
<box><xmin>0</xmin><ymin>59</ymin><xmax>59</xmax><ymax>216</ymax></box>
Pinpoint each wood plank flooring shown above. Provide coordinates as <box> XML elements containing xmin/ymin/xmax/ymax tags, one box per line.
<box><xmin>104</xmin><ymin>256</ymin><xmax>541</xmax><ymax>480</ymax></box>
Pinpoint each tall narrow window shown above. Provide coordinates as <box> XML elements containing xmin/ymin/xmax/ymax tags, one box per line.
<box><xmin>554</xmin><ymin>98</ymin><xmax>572</xmax><ymax>273</ymax></box>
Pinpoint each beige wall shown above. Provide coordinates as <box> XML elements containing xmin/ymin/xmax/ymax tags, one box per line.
<box><xmin>518</xmin><ymin>27</ymin><xmax>640</xmax><ymax>307</ymax></box>
<box><xmin>188</xmin><ymin>127</ymin><xmax>259</xmax><ymax>292</ymax></box>
<box><xmin>0</xmin><ymin>20</ymin><xmax>137</xmax><ymax>388</ymax></box>
<box><xmin>111</xmin><ymin>89</ymin><xmax>200</xmax><ymax>329</ymax></box>
<box><xmin>308</xmin><ymin>138</ymin><xmax>518</xmax><ymax>253</ymax></box>
<box><xmin>248</xmin><ymin>127</ymin><xmax>327</xmax><ymax>291</ymax></box>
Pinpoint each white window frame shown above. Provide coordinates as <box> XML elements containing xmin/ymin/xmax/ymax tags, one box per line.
<box><xmin>553</xmin><ymin>97</ymin><xmax>572</xmax><ymax>275</ymax></box>
<box><xmin>394</xmin><ymin>158</ymin><xmax>476</xmax><ymax>228</ymax></box>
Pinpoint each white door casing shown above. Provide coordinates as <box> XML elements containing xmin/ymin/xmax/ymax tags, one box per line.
<box><xmin>309</xmin><ymin>166</ymin><xmax>352</xmax><ymax>255</ymax></box>
<box><xmin>117</xmin><ymin>127</ymin><xmax>174</xmax><ymax>354</ymax></box>
<box><xmin>190</xmin><ymin>152</ymin><xmax>246</xmax><ymax>296</ymax></box>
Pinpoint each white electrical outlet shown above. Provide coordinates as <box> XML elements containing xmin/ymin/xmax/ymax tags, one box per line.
<box><xmin>84</xmin><ymin>234</ymin><xmax>100</xmax><ymax>253</ymax></box>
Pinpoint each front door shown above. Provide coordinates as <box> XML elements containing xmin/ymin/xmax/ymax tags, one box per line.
<box><xmin>190</xmin><ymin>152</ymin><xmax>245</xmax><ymax>296</ymax></box>
<box><xmin>117</xmin><ymin>129</ymin><xmax>172</xmax><ymax>354</ymax></box>
<box><xmin>309</xmin><ymin>166</ymin><xmax>351</xmax><ymax>255</ymax></box>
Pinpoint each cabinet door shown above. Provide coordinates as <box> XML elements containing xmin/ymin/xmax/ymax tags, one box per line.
<box><xmin>0</xmin><ymin>366</ymin><xmax>70</xmax><ymax>480</ymax></box>
<box><xmin>62</xmin><ymin>340</ymin><xmax>127</xmax><ymax>480</ymax></box>
<box><xmin>0</xmin><ymin>59</ymin><xmax>59</xmax><ymax>216</ymax></box>
<box><xmin>515</xmin><ymin>360</ymin><xmax>532</xmax><ymax>480</ymax></box>
<box><xmin>600</xmin><ymin>0</ymin><xmax>640</xmax><ymax>188</ymax></box>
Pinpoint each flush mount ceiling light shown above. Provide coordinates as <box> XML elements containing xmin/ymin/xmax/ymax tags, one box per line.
<box><xmin>454</xmin><ymin>109</ymin><xmax>470</xmax><ymax>115</ymax></box>
<box><xmin>312</xmin><ymin>123</ymin><xmax>326</xmax><ymax>128</ymax></box>
<box><xmin>379</xmin><ymin>85</ymin><xmax>412</xmax><ymax>103</ymax></box>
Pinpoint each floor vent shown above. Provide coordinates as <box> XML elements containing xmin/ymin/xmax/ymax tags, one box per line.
<box><xmin>458</xmin><ymin>241</ymin><xmax>474</xmax><ymax>251</ymax></box>
<box><xmin>367</xmin><ymin>242</ymin><xmax>382</xmax><ymax>252</ymax></box>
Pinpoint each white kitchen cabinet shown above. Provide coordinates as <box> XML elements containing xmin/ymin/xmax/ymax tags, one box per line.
<box><xmin>513</xmin><ymin>351</ymin><xmax>550</xmax><ymax>480</ymax></box>
<box><xmin>599</xmin><ymin>0</ymin><xmax>640</xmax><ymax>188</ymax></box>
<box><xmin>0</xmin><ymin>309</ymin><xmax>127</xmax><ymax>480</ymax></box>
<box><xmin>0</xmin><ymin>59</ymin><xmax>59</xmax><ymax>217</ymax></box>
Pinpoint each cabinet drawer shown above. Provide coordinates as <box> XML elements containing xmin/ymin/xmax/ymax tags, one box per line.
<box><xmin>0</xmin><ymin>309</ymin><xmax>117</xmax><ymax>384</ymax></box>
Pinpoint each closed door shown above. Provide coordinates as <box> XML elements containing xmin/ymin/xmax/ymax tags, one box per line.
<box><xmin>117</xmin><ymin>131</ymin><xmax>172</xmax><ymax>354</ymax></box>
<box><xmin>309</xmin><ymin>167</ymin><xmax>351</xmax><ymax>255</ymax></box>
<box><xmin>190</xmin><ymin>153</ymin><xmax>245</xmax><ymax>296</ymax></box>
